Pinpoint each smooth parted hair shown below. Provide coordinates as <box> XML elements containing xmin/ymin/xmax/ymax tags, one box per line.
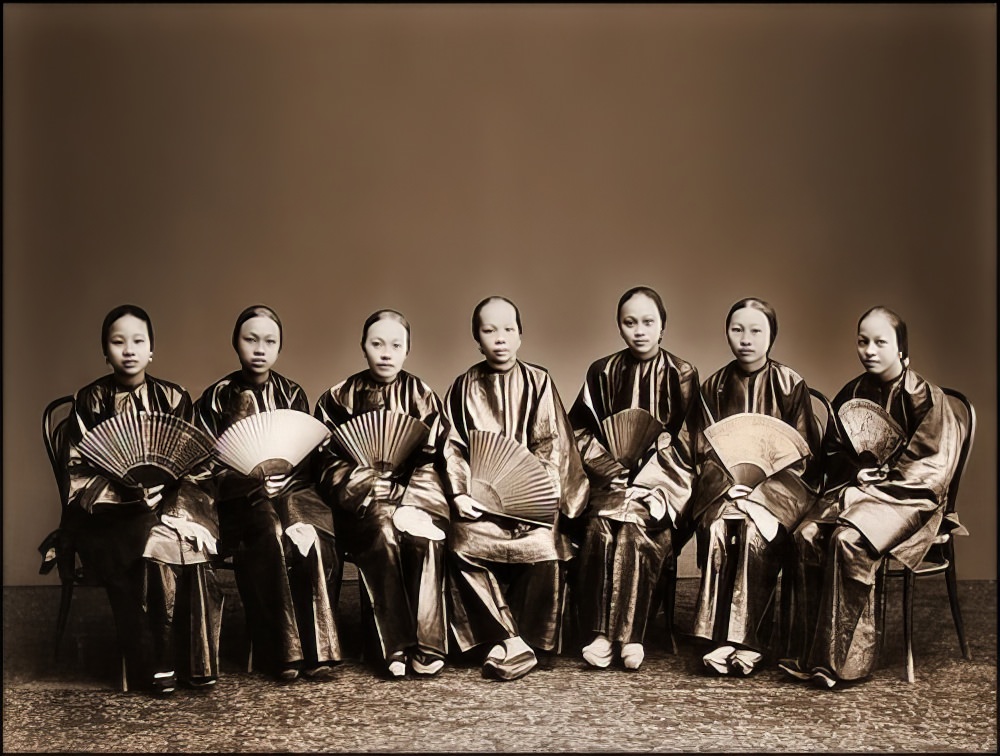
<box><xmin>361</xmin><ymin>309</ymin><xmax>411</xmax><ymax>353</ymax></box>
<box><xmin>617</xmin><ymin>286</ymin><xmax>668</xmax><ymax>326</ymax></box>
<box><xmin>101</xmin><ymin>304</ymin><xmax>154</xmax><ymax>356</ymax></box>
<box><xmin>232</xmin><ymin>305</ymin><xmax>283</xmax><ymax>352</ymax></box>
<box><xmin>726</xmin><ymin>297</ymin><xmax>778</xmax><ymax>351</ymax></box>
<box><xmin>471</xmin><ymin>296</ymin><xmax>523</xmax><ymax>339</ymax></box>
<box><xmin>859</xmin><ymin>305</ymin><xmax>909</xmax><ymax>365</ymax></box>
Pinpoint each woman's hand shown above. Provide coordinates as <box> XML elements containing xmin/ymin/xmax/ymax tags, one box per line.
<box><xmin>454</xmin><ymin>494</ymin><xmax>484</xmax><ymax>520</ymax></box>
<box><xmin>263</xmin><ymin>473</ymin><xmax>291</xmax><ymax>497</ymax></box>
<box><xmin>143</xmin><ymin>484</ymin><xmax>165</xmax><ymax>509</ymax></box>
<box><xmin>160</xmin><ymin>514</ymin><xmax>217</xmax><ymax>555</ymax></box>
<box><xmin>857</xmin><ymin>467</ymin><xmax>888</xmax><ymax>485</ymax></box>
<box><xmin>726</xmin><ymin>484</ymin><xmax>753</xmax><ymax>500</ymax></box>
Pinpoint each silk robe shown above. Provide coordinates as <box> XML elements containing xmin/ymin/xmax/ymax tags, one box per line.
<box><xmin>195</xmin><ymin>370</ymin><xmax>341</xmax><ymax>672</ymax></box>
<box><xmin>568</xmin><ymin>348</ymin><xmax>699</xmax><ymax>645</ymax></box>
<box><xmin>62</xmin><ymin>374</ymin><xmax>222</xmax><ymax>687</ymax></box>
<box><xmin>691</xmin><ymin>360</ymin><xmax>821</xmax><ymax>652</ymax></box>
<box><xmin>791</xmin><ymin>368</ymin><xmax>962</xmax><ymax>681</ymax></box>
<box><xmin>314</xmin><ymin>369</ymin><xmax>450</xmax><ymax>667</ymax></box>
<box><xmin>442</xmin><ymin>360</ymin><xmax>588</xmax><ymax>654</ymax></box>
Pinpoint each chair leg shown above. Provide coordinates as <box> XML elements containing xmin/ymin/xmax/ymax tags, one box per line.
<box><xmin>944</xmin><ymin>559</ymin><xmax>972</xmax><ymax>660</ymax></box>
<box><xmin>54</xmin><ymin>581</ymin><xmax>75</xmax><ymax>661</ymax></box>
<box><xmin>902</xmin><ymin>570</ymin><xmax>915</xmax><ymax>683</ymax></box>
<box><xmin>247</xmin><ymin>640</ymin><xmax>254</xmax><ymax>674</ymax></box>
<box><xmin>662</xmin><ymin>564</ymin><xmax>677</xmax><ymax>655</ymax></box>
<box><xmin>877</xmin><ymin>563</ymin><xmax>888</xmax><ymax>657</ymax></box>
<box><xmin>121</xmin><ymin>656</ymin><xmax>129</xmax><ymax>693</ymax></box>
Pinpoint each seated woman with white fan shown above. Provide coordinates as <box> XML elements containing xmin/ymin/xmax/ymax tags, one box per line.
<box><xmin>690</xmin><ymin>297</ymin><xmax>822</xmax><ymax>677</ymax></box>
<box><xmin>314</xmin><ymin>309</ymin><xmax>451</xmax><ymax>679</ymax></box>
<box><xmin>60</xmin><ymin>304</ymin><xmax>223</xmax><ymax>695</ymax></box>
<box><xmin>781</xmin><ymin>306</ymin><xmax>963</xmax><ymax>689</ymax></box>
<box><xmin>441</xmin><ymin>296</ymin><xmax>589</xmax><ymax>681</ymax></box>
<box><xmin>194</xmin><ymin>305</ymin><xmax>341</xmax><ymax>682</ymax></box>
<box><xmin>568</xmin><ymin>286</ymin><xmax>700</xmax><ymax>671</ymax></box>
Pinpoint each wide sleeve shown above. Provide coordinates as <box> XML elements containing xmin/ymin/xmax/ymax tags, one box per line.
<box><xmin>398</xmin><ymin>388</ymin><xmax>451</xmax><ymax>522</ymax></box>
<box><xmin>568</xmin><ymin>364</ymin><xmax>629</xmax><ymax>488</ymax></box>
<box><xmin>838</xmin><ymin>381</ymin><xmax>961</xmax><ymax>567</ymax></box>
<box><xmin>745</xmin><ymin>376</ymin><xmax>821</xmax><ymax>531</ymax></box>
<box><xmin>633</xmin><ymin>365</ymin><xmax>700</xmax><ymax>523</ymax></box>
<box><xmin>313</xmin><ymin>388</ymin><xmax>378</xmax><ymax>517</ymax></box>
<box><xmin>528</xmin><ymin>373</ymin><xmax>589</xmax><ymax>519</ymax></box>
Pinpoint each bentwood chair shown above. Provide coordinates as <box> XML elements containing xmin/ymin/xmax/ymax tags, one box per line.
<box><xmin>881</xmin><ymin>387</ymin><xmax>975</xmax><ymax>683</ymax></box>
<box><xmin>39</xmin><ymin>395</ymin><xmax>131</xmax><ymax>691</ymax></box>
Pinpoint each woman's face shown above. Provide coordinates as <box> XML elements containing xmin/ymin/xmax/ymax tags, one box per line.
<box><xmin>476</xmin><ymin>300</ymin><xmax>521</xmax><ymax>371</ymax></box>
<box><xmin>105</xmin><ymin>314</ymin><xmax>152</xmax><ymax>382</ymax></box>
<box><xmin>857</xmin><ymin>312</ymin><xmax>903</xmax><ymax>381</ymax></box>
<box><xmin>363</xmin><ymin>318</ymin><xmax>408</xmax><ymax>383</ymax></box>
<box><xmin>236</xmin><ymin>316</ymin><xmax>281</xmax><ymax>378</ymax></box>
<box><xmin>618</xmin><ymin>293</ymin><xmax>662</xmax><ymax>359</ymax></box>
<box><xmin>727</xmin><ymin>306</ymin><xmax>770</xmax><ymax>371</ymax></box>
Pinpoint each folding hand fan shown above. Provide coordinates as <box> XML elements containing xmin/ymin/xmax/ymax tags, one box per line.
<box><xmin>331</xmin><ymin>410</ymin><xmax>430</xmax><ymax>472</ymax></box>
<box><xmin>467</xmin><ymin>430</ymin><xmax>559</xmax><ymax>528</ymax></box>
<box><xmin>837</xmin><ymin>398</ymin><xmax>905</xmax><ymax>466</ymax></box>
<box><xmin>78</xmin><ymin>412</ymin><xmax>216</xmax><ymax>488</ymax></box>
<box><xmin>214</xmin><ymin>409</ymin><xmax>332</xmax><ymax>478</ymax></box>
<box><xmin>703</xmin><ymin>413</ymin><xmax>810</xmax><ymax>488</ymax></box>
<box><xmin>600</xmin><ymin>408</ymin><xmax>666</xmax><ymax>469</ymax></box>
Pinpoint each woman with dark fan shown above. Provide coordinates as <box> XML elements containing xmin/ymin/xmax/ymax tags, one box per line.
<box><xmin>195</xmin><ymin>304</ymin><xmax>341</xmax><ymax>681</ymax></box>
<box><xmin>58</xmin><ymin>304</ymin><xmax>223</xmax><ymax>694</ymax></box>
<box><xmin>781</xmin><ymin>306</ymin><xmax>963</xmax><ymax>688</ymax></box>
<box><xmin>568</xmin><ymin>286</ymin><xmax>700</xmax><ymax>670</ymax></box>
<box><xmin>441</xmin><ymin>296</ymin><xmax>589</xmax><ymax>681</ymax></box>
<box><xmin>314</xmin><ymin>309</ymin><xmax>451</xmax><ymax>678</ymax></box>
<box><xmin>690</xmin><ymin>297</ymin><xmax>822</xmax><ymax>677</ymax></box>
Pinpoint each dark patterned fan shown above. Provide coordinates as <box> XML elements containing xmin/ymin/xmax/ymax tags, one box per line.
<box><xmin>838</xmin><ymin>399</ymin><xmax>905</xmax><ymax>466</ymax></box>
<box><xmin>78</xmin><ymin>412</ymin><xmax>215</xmax><ymax>488</ymax></box>
<box><xmin>468</xmin><ymin>430</ymin><xmax>559</xmax><ymax>528</ymax></box>
<box><xmin>600</xmin><ymin>408</ymin><xmax>665</xmax><ymax>469</ymax></box>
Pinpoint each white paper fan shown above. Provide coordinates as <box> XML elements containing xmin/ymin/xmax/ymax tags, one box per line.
<box><xmin>78</xmin><ymin>412</ymin><xmax>216</xmax><ymax>488</ymax></box>
<box><xmin>331</xmin><ymin>410</ymin><xmax>430</xmax><ymax>472</ymax></box>
<box><xmin>468</xmin><ymin>430</ymin><xmax>559</xmax><ymax>528</ymax></box>
<box><xmin>703</xmin><ymin>413</ymin><xmax>810</xmax><ymax>487</ymax></box>
<box><xmin>838</xmin><ymin>399</ymin><xmax>905</xmax><ymax>466</ymax></box>
<box><xmin>214</xmin><ymin>409</ymin><xmax>331</xmax><ymax>477</ymax></box>
<box><xmin>600</xmin><ymin>408</ymin><xmax>665</xmax><ymax>469</ymax></box>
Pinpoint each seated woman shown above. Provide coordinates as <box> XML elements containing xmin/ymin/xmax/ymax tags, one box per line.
<box><xmin>568</xmin><ymin>286</ymin><xmax>700</xmax><ymax>670</ymax></box>
<box><xmin>781</xmin><ymin>306</ymin><xmax>962</xmax><ymax>688</ymax></box>
<box><xmin>195</xmin><ymin>304</ymin><xmax>341</xmax><ymax>681</ymax></box>
<box><xmin>691</xmin><ymin>297</ymin><xmax>821</xmax><ymax>676</ymax></box>
<box><xmin>441</xmin><ymin>296</ymin><xmax>589</xmax><ymax>681</ymax></box>
<box><xmin>314</xmin><ymin>309</ymin><xmax>451</xmax><ymax>678</ymax></box>
<box><xmin>60</xmin><ymin>304</ymin><xmax>223</xmax><ymax>695</ymax></box>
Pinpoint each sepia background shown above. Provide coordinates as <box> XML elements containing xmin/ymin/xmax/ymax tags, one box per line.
<box><xmin>4</xmin><ymin>4</ymin><xmax>995</xmax><ymax>586</ymax></box>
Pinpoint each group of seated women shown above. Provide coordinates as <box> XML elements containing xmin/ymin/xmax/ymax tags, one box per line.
<box><xmin>45</xmin><ymin>289</ymin><xmax>964</xmax><ymax>696</ymax></box>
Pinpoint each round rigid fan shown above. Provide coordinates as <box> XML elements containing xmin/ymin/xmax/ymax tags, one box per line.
<box><xmin>77</xmin><ymin>411</ymin><xmax>216</xmax><ymax>488</ymax></box>
<box><xmin>600</xmin><ymin>408</ymin><xmax>666</xmax><ymax>469</ymax></box>
<box><xmin>703</xmin><ymin>413</ymin><xmax>810</xmax><ymax>488</ymax></box>
<box><xmin>214</xmin><ymin>409</ymin><xmax>331</xmax><ymax>478</ymax></box>
<box><xmin>837</xmin><ymin>398</ymin><xmax>905</xmax><ymax>466</ymax></box>
<box><xmin>467</xmin><ymin>430</ymin><xmax>559</xmax><ymax>528</ymax></box>
<box><xmin>331</xmin><ymin>410</ymin><xmax>430</xmax><ymax>472</ymax></box>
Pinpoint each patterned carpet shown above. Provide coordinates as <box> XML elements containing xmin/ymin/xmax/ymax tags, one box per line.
<box><xmin>3</xmin><ymin>577</ymin><xmax>996</xmax><ymax>753</ymax></box>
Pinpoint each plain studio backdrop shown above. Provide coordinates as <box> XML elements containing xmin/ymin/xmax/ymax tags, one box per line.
<box><xmin>3</xmin><ymin>5</ymin><xmax>995</xmax><ymax>587</ymax></box>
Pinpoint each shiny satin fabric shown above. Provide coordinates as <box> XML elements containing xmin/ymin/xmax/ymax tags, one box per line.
<box><xmin>315</xmin><ymin>370</ymin><xmax>450</xmax><ymax>665</ymax></box>
<box><xmin>441</xmin><ymin>360</ymin><xmax>587</xmax><ymax>651</ymax></box>
<box><xmin>568</xmin><ymin>349</ymin><xmax>699</xmax><ymax>645</ymax></box>
<box><xmin>691</xmin><ymin>360</ymin><xmax>820</xmax><ymax>651</ymax></box>
<box><xmin>789</xmin><ymin>368</ymin><xmax>962</xmax><ymax>681</ymax></box>
<box><xmin>58</xmin><ymin>374</ymin><xmax>224</xmax><ymax>687</ymax></box>
<box><xmin>196</xmin><ymin>370</ymin><xmax>341</xmax><ymax>671</ymax></box>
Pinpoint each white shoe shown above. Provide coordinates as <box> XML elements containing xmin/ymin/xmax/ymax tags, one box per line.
<box><xmin>388</xmin><ymin>660</ymin><xmax>406</xmax><ymax>678</ymax></box>
<box><xmin>621</xmin><ymin>643</ymin><xmax>645</xmax><ymax>670</ymax></box>
<box><xmin>411</xmin><ymin>657</ymin><xmax>445</xmax><ymax>676</ymax></box>
<box><xmin>728</xmin><ymin>648</ymin><xmax>762</xmax><ymax>677</ymax></box>
<box><xmin>582</xmin><ymin>635</ymin><xmax>613</xmax><ymax>668</ymax></box>
<box><xmin>702</xmin><ymin>645</ymin><xmax>736</xmax><ymax>675</ymax></box>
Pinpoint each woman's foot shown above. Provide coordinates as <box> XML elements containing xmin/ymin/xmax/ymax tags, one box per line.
<box><xmin>582</xmin><ymin>635</ymin><xmax>613</xmax><ymax>669</ymax></box>
<box><xmin>702</xmin><ymin>645</ymin><xmax>736</xmax><ymax>675</ymax></box>
<box><xmin>811</xmin><ymin>667</ymin><xmax>838</xmax><ymax>689</ymax></box>
<box><xmin>276</xmin><ymin>664</ymin><xmax>300</xmax><ymax>681</ymax></box>
<box><xmin>483</xmin><ymin>637</ymin><xmax>537</xmax><ymax>681</ymax></box>
<box><xmin>151</xmin><ymin>670</ymin><xmax>177</xmax><ymax>695</ymax></box>
<box><xmin>302</xmin><ymin>664</ymin><xmax>335</xmax><ymax>680</ymax></box>
<box><xmin>778</xmin><ymin>658</ymin><xmax>811</xmax><ymax>681</ymax></box>
<box><xmin>387</xmin><ymin>652</ymin><xmax>407</xmax><ymax>678</ymax></box>
<box><xmin>184</xmin><ymin>675</ymin><xmax>218</xmax><ymax>689</ymax></box>
<box><xmin>728</xmin><ymin>648</ymin><xmax>762</xmax><ymax>677</ymax></box>
<box><xmin>621</xmin><ymin>643</ymin><xmax>645</xmax><ymax>670</ymax></box>
<box><xmin>410</xmin><ymin>650</ymin><xmax>445</xmax><ymax>676</ymax></box>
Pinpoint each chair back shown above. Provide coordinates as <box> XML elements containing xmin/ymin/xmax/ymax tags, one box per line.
<box><xmin>43</xmin><ymin>396</ymin><xmax>75</xmax><ymax>506</ymax></box>
<box><xmin>941</xmin><ymin>388</ymin><xmax>976</xmax><ymax>517</ymax></box>
<box><xmin>808</xmin><ymin>387</ymin><xmax>834</xmax><ymax>444</ymax></box>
